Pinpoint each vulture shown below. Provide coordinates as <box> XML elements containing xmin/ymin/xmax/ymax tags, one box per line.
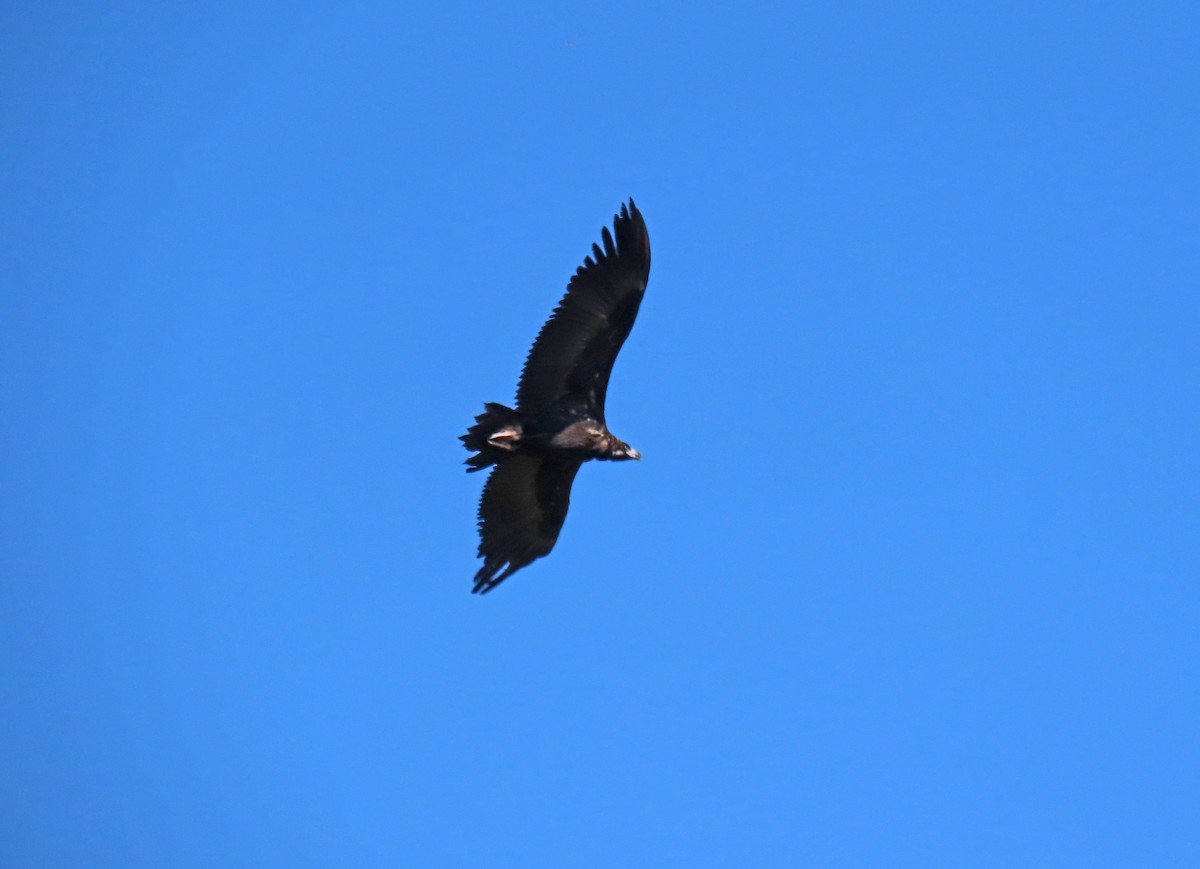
<box><xmin>461</xmin><ymin>199</ymin><xmax>651</xmax><ymax>593</ymax></box>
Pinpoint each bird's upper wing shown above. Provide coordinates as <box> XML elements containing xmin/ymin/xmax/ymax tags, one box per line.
<box><xmin>473</xmin><ymin>454</ymin><xmax>584</xmax><ymax>593</ymax></box>
<box><xmin>515</xmin><ymin>199</ymin><xmax>651</xmax><ymax>421</ymax></box>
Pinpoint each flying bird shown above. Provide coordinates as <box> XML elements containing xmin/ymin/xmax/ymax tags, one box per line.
<box><xmin>462</xmin><ymin>199</ymin><xmax>651</xmax><ymax>593</ymax></box>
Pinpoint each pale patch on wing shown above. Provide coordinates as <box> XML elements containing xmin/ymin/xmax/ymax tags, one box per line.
<box><xmin>486</xmin><ymin>426</ymin><xmax>521</xmax><ymax>449</ymax></box>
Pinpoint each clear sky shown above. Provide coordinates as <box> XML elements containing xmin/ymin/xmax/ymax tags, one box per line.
<box><xmin>3</xmin><ymin>2</ymin><xmax>1198</xmax><ymax>866</ymax></box>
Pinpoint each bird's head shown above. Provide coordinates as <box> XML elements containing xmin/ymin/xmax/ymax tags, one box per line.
<box><xmin>605</xmin><ymin>438</ymin><xmax>641</xmax><ymax>461</ymax></box>
<box><xmin>574</xmin><ymin>425</ymin><xmax>640</xmax><ymax>460</ymax></box>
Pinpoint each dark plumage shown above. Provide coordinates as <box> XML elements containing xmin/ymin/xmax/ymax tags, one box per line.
<box><xmin>461</xmin><ymin>199</ymin><xmax>651</xmax><ymax>593</ymax></box>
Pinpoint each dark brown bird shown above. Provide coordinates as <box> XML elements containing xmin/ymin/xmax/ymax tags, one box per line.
<box><xmin>462</xmin><ymin>199</ymin><xmax>651</xmax><ymax>593</ymax></box>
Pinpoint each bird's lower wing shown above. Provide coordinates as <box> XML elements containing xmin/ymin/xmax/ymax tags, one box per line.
<box><xmin>473</xmin><ymin>454</ymin><xmax>583</xmax><ymax>593</ymax></box>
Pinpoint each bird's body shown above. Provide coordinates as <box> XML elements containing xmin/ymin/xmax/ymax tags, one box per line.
<box><xmin>462</xmin><ymin>200</ymin><xmax>651</xmax><ymax>593</ymax></box>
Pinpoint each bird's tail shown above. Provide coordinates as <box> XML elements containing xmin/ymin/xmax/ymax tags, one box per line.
<box><xmin>460</xmin><ymin>403</ymin><xmax>524</xmax><ymax>472</ymax></box>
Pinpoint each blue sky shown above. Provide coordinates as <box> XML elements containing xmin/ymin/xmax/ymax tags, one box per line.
<box><xmin>3</xmin><ymin>2</ymin><xmax>1198</xmax><ymax>865</ymax></box>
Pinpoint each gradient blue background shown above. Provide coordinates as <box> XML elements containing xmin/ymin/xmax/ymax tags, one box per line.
<box><xmin>3</xmin><ymin>2</ymin><xmax>1197</xmax><ymax>866</ymax></box>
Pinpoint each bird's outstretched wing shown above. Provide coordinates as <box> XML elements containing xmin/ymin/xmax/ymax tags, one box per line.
<box><xmin>473</xmin><ymin>454</ymin><xmax>584</xmax><ymax>593</ymax></box>
<box><xmin>515</xmin><ymin>199</ymin><xmax>651</xmax><ymax>421</ymax></box>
